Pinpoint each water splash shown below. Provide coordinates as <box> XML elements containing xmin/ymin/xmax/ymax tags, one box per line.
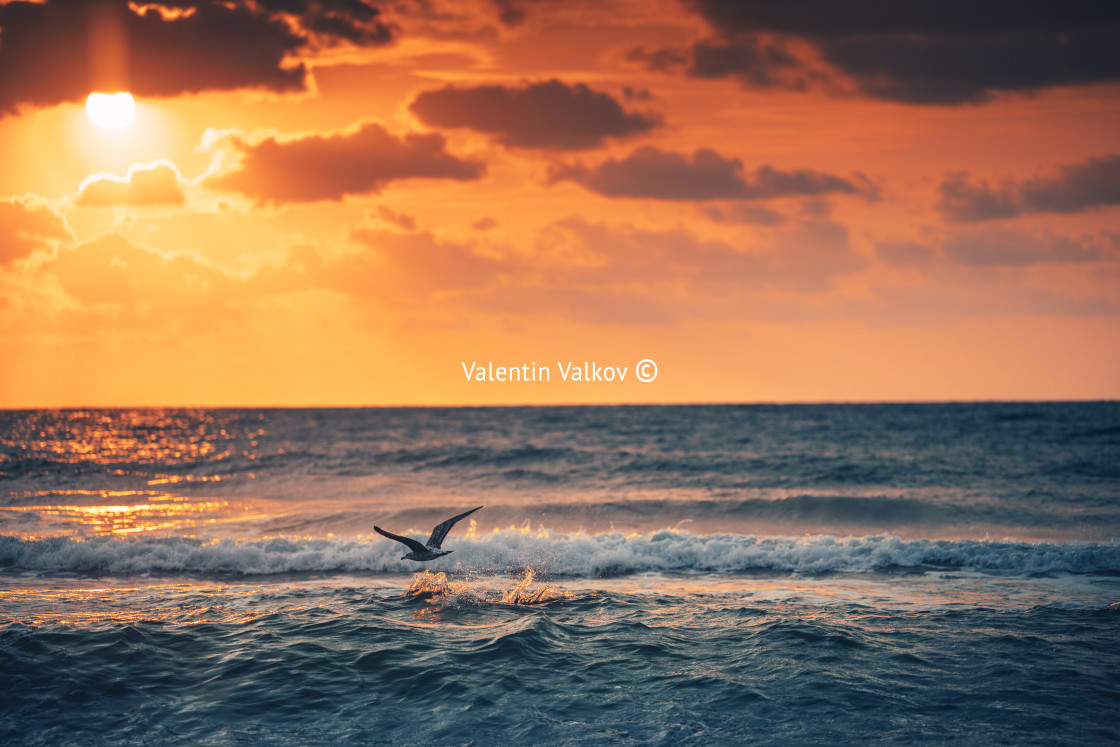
<box><xmin>499</xmin><ymin>568</ymin><xmax>569</xmax><ymax>605</ymax></box>
<box><xmin>405</xmin><ymin>568</ymin><xmax>570</xmax><ymax>607</ymax></box>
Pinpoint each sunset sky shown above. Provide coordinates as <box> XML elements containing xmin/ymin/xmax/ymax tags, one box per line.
<box><xmin>1</xmin><ymin>0</ymin><xmax>1118</xmax><ymax>406</ymax></box>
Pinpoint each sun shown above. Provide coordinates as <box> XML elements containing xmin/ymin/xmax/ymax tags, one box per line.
<box><xmin>86</xmin><ymin>92</ymin><xmax>136</xmax><ymax>131</ymax></box>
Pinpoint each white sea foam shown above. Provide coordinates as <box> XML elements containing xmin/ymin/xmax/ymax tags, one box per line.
<box><xmin>2</xmin><ymin>529</ymin><xmax>1118</xmax><ymax>577</ymax></box>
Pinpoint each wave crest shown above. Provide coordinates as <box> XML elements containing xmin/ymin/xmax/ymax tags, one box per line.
<box><xmin>2</xmin><ymin>529</ymin><xmax>1119</xmax><ymax>577</ymax></box>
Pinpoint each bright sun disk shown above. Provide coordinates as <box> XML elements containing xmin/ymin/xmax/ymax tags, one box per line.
<box><xmin>86</xmin><ymin>91</ymin><xmax>136</xmax><ymax>131</ymax></box>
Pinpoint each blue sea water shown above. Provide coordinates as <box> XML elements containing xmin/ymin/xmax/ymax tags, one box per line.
<box><xmin>2</xmin><ymin>403</ymin><xmax>1119</xmax><ymax>744</ymax></box>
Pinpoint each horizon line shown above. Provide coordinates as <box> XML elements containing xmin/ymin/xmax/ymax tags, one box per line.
<box><xmin>2</xmin><ymin>397</ymin><xmax>1117</xmax><ymax>411</ymax></box>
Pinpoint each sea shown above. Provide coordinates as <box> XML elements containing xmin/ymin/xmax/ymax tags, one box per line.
<box><xmin>1</xmin><ymin>403</ymin><xmax>1119</xmax><ymax>745</ymax></box>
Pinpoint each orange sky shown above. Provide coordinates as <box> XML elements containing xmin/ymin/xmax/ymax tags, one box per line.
<box><xmin>1</xmin><ymin>0</ymin><xmax>1118</xmax><ymax>406</ymax></box>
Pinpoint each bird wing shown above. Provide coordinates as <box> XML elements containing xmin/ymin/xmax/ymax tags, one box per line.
<box><xmin>374</xmin><ymin>526</ymin><xmax>427</xmax><ymax>553</ymax></box>
<box><xmin>426</xmin><ymin>506</ymin><xmax>483</xmax><ymax>549</ymax></box>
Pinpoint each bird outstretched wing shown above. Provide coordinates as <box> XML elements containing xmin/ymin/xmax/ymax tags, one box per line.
<box><xmin>374</xmin><ymin>526</ymin><xmax>427</xmax><ymax>553</ymax></box>
<box><xmin>426</xmin><ymin>506</ymin><xmax>483</xmax><ymax>549</ymax></box>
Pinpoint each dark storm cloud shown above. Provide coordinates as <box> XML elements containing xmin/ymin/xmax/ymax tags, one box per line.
<box><xmin>683</xmin><ymin>1</ymin><xmax>1117</xmax><ymax>38</ymax></box>
<box><xmin>650</xmin><ymin>0</ymin><xmax>1120</xmax><ymax>104</ymax></box>
<box><xmin>549</xmin><ymin>147</ymin><xmax>859</xmax><ymax>201</ymax></box>
<box><xmin>687</xmin><ymin>37</ymin><xmax>799</xmax><ymax>84</ymax></box>
<box><xmin>0</xmin><ymin>0</ymin><xmax>392</xmax><ymax>116</ymax></box>
<box><xmin>629</xmin><ymin>35</ymin><xmax>801</xmax><ymax>88</ymax></box>
<box><xmin>409</xmin><ymin>80</ymin><xmax>659</xmax><ymax>150</ymax></box>
<box><xmin>203</xmin><ymin>123</ymin><xmax>485</xmax><ymax>203</ymax></box>
<box><xmin>939</xmin><ymin>154</ymin><xmax>1120</xmax><ymax>221</ymax></box>
<box><xmin>822</xmin><ymin>31</ymin><xmax>1120</xmax><ymax>105</ymax></box>
<box><xmin>255</xmin><ymin>0</ymin><xmax>392</xmax><ymax>44</ymax></box>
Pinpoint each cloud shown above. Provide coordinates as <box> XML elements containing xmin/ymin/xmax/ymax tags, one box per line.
<box><xmin>254</xmin><ymin>0</ymin><xmax>393</xmax><ymax>45</ymax></box>
<box><xmin>821</xmin><ymin>32</ymin><xmax>1120</xmax><ymax>105</ymax></box>
<box><xmin>375</xmin><ymin>206</ymin><xmax>418</xmax><ymax>231</ymax></box>
<box><xmin>480</xmin><ymin>217</ymin><xmax>866</xmax><ymax>322</ymax></box>
<box><xmin>939</xmin><ymin>154</ymin><xmax>1120</xmax><ymax>221</ymax></box>
<box><xmin>701</xmin><ymin>203</ymin><xmax>786</xmax><ymax>226</ymax></box>
<box><xmin>202</xmin><ymin>123</ymin><xmax>485</xmax><ymax>203</ymax></box>
<box><xmin>768</xmin><ymin>219</ymin><xmax>867</xmax><ymax>289</ymax></box>
<box><xmin>685</xmin><ymin>2</ymin><xmax>1116</xmax><ymax>41</ymax></box>
<box><xmin>47</xmin><ymin>233</ymin><xmax>234</xmax><ymax>310</ymax></box>
<box><xmin>339</xmin><ymin>229</ymin><xmax>507</xmax><ymax>296</ymax></box>
<box><xmin>687</xmin><ymin>37</ymin><xmax>798</xmax><ymax>83</ymax></box>
<box><xmin>39</xmin><ymin>225</ymin><xmax>507</xmax><ymax>318</ymax></box>
<box><xmin>645</xmin><ymin>1</ymin><xmax>1120</xmax><ymax>104</ymax></box>
<box><xmin>0</xmin><ymin>198</ymin><xmax>73</xmax><ymax>264</ymax></box>
<box><xmin>874</xmin><ymin>240</ymin><xmax>937</xmax><ymax>265</ymax></box>
<box><xmin>549</xmin><ymin>216</ymin><xmax>864</xmax><ymax>293</ymax></box>
<box><xmin>42</xmin><ymin>232</ymin><xmax>327</xmax><ymax>317</ymax></box>
<box><xmin>0</xmin><ymin>0</ymin><xmax>393</xmax><ymax>116</ymax></box>
<box><xmin>76</xmin><ymin>161</ymin><xmax>186</xmax><ymax>207</ymax></box>
<box><xmin>869</xmin><ymin>282</ymin><xmax>1116</xmax><ymax>321</ymax></box>
<box><xmin>876</xmin><ymin>227</ymin><xmax>1103</xmax><ymax>267</ymax></box>
<box><xmin>409</xmin><ymin>79</ymin><xmax>659</xmax><ymax>150</ymax></box>
<box><xmin>942</xmin><ymin>228</ymin><xmax>1101</xmax><ymax>267</ymax></box>
<box><xmin>549</xmin><ymin>147</ymin><xmax>860</xmax><ymax>201</ymax></box>
<box><xmin>315</xmin><ymin>215</ymin><xmax>868</xmax><ymax>321</ymax></box>
<box><xmin>491</xmin><ymin>0</ymin><xmax>529</xmax><ymax>27</ymax></box>
<box><xmin>937</xmin><ymin>173</ymin><xmax>1020</xmax><ymax>222</ymax></box>
<box><xmin>630</xmin><ymin>35</ymin><xmax>804</xmax><ymax>89</ymax></box>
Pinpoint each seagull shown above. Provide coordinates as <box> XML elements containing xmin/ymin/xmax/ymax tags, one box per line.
<box><xmin>374</xmin><ymin>506</ymin><xmax>483</xmax><ymax>561</ymax></box>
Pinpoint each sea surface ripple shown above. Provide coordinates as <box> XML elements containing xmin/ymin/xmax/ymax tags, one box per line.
<box><xmin>3</xmin><ymin>572</ymin><xmax>1119</xmax><ymax>746</ymax></box>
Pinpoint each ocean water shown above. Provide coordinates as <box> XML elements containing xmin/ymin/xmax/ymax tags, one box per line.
<box><xmin>2</xmin><ymin>403</ymin><xmax>1119</xmax><ymax>744</ymax></box>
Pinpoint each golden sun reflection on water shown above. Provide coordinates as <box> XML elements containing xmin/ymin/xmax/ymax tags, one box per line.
<box><xmin>1</xmin><ymin>491</ymin><xmax>273</xmax><ymax>536</ymax></box>
<box><xmin>1</xmin><ymin>409</ymin><xmax>251</xmax><ymax>468</ymax></box>
<box><xmin>0</xmin><ymin>582</ymin><xmax>277</xmax><ymax>627</ymax></box>
<box><xmin>146</xmin><ymin>474</ymin><xmax>227</xmax><ymax>486</ymax></box>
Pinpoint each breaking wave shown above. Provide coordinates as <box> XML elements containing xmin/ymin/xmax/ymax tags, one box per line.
<box><xmin>2</xmin><ymin>529</ymin><xmax>1118</xmax><ymax>577</ymax></box>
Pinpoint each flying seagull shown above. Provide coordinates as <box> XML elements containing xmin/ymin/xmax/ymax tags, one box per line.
<box><xmin>374</xmin><ymin>506</ymin><xmax>483</xmax><ymax>561</ymax></box>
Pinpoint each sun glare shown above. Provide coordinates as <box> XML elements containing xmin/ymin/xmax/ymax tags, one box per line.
<box><xmin>86</xmin><ymin>91</ymin><xmax>136</xmax><ymax>131</ymax></box>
